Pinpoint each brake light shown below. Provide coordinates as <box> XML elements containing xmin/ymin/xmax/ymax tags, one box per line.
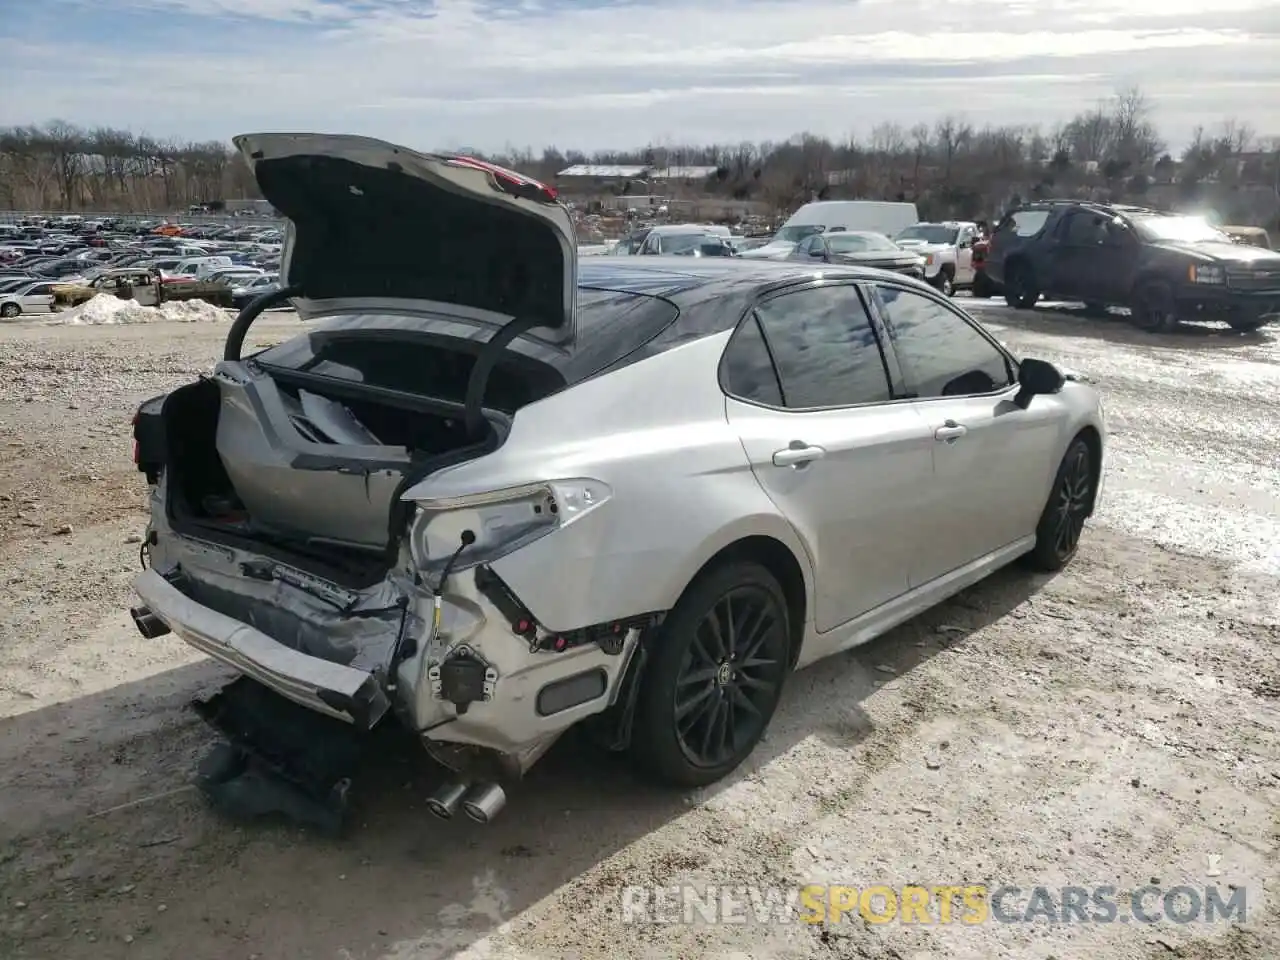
<box><xmin>445</xmin><ymin>155</ymin><xmax>559</xmax><ymax>203</ymax></box>
<box><xmin>131</xmin><ymin>410</ymin><xmax>140</xmax><ymax>465</ymax></box>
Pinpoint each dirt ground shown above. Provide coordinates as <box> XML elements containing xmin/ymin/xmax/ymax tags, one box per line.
<box><xmin>1</xmin><ymin>303</ymin><xmax>1278</xmax><ymax>960</ymax></box>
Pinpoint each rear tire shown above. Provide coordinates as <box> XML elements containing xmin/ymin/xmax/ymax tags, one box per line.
<box><xmin>1003</xmin><ymin>262</ymin><xmax>1040</xmax><ymax>309</ymax></box>
<box><xmin>971</xmin><ymin>272</ymin><xmax>994</xmax><ymax>298</ymax></box>
<box><xmin>630</xmin><ymin>562</ymin><xmax>791</xmax><ymax>788</ymax></box>
<box><xmin>1023</xmin><ymin>438</ymin><xmax>1094</xmax><ymax>572</ymax></box>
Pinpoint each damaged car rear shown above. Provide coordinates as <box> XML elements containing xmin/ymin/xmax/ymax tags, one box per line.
<box><xmin>128</xmin><ymin>133</ymin><xmax>769</xmax><ymax>827</ymax></box>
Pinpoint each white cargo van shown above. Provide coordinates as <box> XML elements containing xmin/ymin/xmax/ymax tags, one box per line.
<box><xmin>740</xmin><ymin>201</ymin><xmax>920</xmax><ymax>260</ymax></box>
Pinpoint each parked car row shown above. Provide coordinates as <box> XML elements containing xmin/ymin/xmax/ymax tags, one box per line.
<box><xmin>608</xmin><ymin>199</ymin><xmax>1280</xmax><ymax>333</ymax></box>
<box><xmin>0</xmin><ymin>218</ymin><xmax>282</xmax><ymax>317</ymax></box>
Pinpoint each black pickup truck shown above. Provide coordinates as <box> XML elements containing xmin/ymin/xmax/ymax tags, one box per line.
<box><xmin>984</xmin><ymin>201</ymin><xmax>1280</xmax><ymax>332</ymax></box>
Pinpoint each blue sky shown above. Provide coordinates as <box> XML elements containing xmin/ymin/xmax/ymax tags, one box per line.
<box><xmin>3</xmin><ymin>0</ymin><xmax>1278</xmax><ymax>153</ymax></box>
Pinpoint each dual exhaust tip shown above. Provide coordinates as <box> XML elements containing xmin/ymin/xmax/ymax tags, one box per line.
<box><xmin>426</xmin><ymin>781</ymin><xmax>506</xmax><ymax>824</ymax></box>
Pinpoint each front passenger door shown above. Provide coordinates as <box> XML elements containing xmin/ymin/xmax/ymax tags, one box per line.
<box><xmin>867</xmin><ymin>283</ymin><xmax>1061</xmax><ymax>585</ymax></box>
<box><xmin>722</xmin><ymin>283</ymin><xmax>937</xmax><ymax>644</ymax></box>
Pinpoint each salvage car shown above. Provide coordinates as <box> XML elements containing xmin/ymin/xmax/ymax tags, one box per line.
<box><xmin>51</xmin><ymin>268</ymin><xmax>234</xmax><ymax>309</ymax></box>
<box><xmin>985</xmin><ymin>202</ymin><xmax>1280</xmax><ymax>332</ymax></box>
<box><xmin>128</xmin><ymin>133</ymin><xmax>1107</xmax><ymax>829</ymax></box>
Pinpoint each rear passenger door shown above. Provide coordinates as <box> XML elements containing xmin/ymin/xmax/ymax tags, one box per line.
<box><xmin>721</xmin><ymin>282</ymin><xmax>937</xmax><ymax>643</ymax></box>
<box><xmin>866</xmin><ymin>282</ymin><xmax>1061</xmax><ymax>585</ymax></box>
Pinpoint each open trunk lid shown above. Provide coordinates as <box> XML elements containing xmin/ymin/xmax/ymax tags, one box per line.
<box><xmin>234</xmin><ymin>133</ymin><xmax>578</xmax><ymax>344</ymax></box>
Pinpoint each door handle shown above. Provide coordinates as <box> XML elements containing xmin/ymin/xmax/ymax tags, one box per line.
<box><xmin>772</xmin><ymin>442</ymin><xmax>826</xmax><ymax>467</ymax></box>
<box><xmin>934</xmin><ymin>420</ymin><xmax>967</xmax><ymax>442</ymax></box>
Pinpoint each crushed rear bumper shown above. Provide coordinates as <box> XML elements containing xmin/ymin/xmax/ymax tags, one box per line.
<box><xmin>134</xmin><ymin>568</ymin><xmax>391</xmax><ymax>729</ymax></box>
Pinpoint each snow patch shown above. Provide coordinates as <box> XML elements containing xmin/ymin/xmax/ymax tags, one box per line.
<box><xmin>44</xmin><ymin>293</ymin><xmax>231</xmax><ymax>326</ymax></box>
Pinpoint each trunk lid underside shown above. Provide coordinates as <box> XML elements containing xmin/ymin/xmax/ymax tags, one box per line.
<box><xmin>235</xmin><ymin>132</ymin><xmax>578</xmax><ymax>341</ymax></box>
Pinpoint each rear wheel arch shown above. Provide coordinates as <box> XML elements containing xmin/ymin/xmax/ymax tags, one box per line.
<box><xmin>677</xmin><ymin>534</ymin><xmax>809</xmax><ymax>669</ymax></box>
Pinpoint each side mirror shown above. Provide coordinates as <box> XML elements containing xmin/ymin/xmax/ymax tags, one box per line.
<box><xmin>1014</xmin><ymin>357</ymin><xmax>1065</xmax><ymax>409</ymax></box>
<box><xmin>958</xmin><ymin>238</ymin><xmax>972</xmax><ymax>249</ymax></box>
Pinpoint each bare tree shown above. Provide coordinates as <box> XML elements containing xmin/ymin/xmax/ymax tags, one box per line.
<box><xmin>0</xmin><ymin>103</ymin><xmax>1276</xmax><ymax>223</ymax></box>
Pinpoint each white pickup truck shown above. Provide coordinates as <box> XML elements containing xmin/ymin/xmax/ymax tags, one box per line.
<box><xmin>892</xmin><ymin>221</ymin><xmax>980</xmax><ymax>296</ymax></box>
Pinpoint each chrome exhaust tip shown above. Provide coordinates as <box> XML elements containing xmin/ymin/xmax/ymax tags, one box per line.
<box><xmin>461</xmin><ymin>783</ymin><xmax>506</xmax><ymax>824</ymax></box>
<box><xmin>425</xmin><ymin>781</ymin><xmax>469</xmax><ymax>820</ymax></box>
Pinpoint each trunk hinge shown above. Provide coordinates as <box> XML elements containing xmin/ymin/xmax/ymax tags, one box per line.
<box><xmin>224</xmin><ymin>284</ymin><xmax>303</xmax><ymax>361</ymax></box>
<box><xmin>463</xmin><ymin>314</ymin><xmax>540</xmax><ymax>439</ymax></box>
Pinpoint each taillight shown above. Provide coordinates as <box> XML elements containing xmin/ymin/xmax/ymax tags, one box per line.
<box><xmin>445</xmin><ymin>155</ymin><xmax>559</xmax><ymax>203</ymax></box>
<box><xmin>131</xmin><ymin>410</ymin><xmax>140</xmax><ymax>465</ymax></box>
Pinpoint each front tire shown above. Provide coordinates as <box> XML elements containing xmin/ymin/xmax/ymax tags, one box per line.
<box><xmin>630</xmin><ymin>562</ymin><xmax>791</xmax><ymax>788</ymax></box>
<box><xmin>0</xmin><ymin>303</ymin><xmax>20</xmax><ymax>319</ymax></box>
<box><xmin>1024</xmin><ymin>438</ymin><xmax>1094</xmax><ymax>572</ymax></box>
<box><xmin>1130</xmin><ymin>281</ymin><xmax>1179</xmax><ymax>332</ymax></box>
<box><xmin>932</xmin><ymin>271</ymin><xmax>955</xmax><ymax>297</ymax></box>
<box><xmin>1228</xmin><ymin>318</ymin><xmax>1265</xmax><ymax>333</ymax></box>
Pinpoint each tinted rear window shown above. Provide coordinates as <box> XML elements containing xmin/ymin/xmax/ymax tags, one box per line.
<box><xmin>250</xmin><ymin>288</ymin><xmax>680</xmax><ymax>409</ymax></box>
<box><xmin>565</xmin><ymin>288</ymin><xmax>681</xmax><ymax>380</ymax></box>
<box><xmin>254</xmin><ymin>333</ymin><xmax>564</xmax><ymax>413</ymax></box>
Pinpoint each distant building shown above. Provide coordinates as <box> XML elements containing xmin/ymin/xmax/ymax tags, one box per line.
<box><xmin>555</xmin><ymin>164</ymin><xmax>720</xmax><ymax>195</ymax></box>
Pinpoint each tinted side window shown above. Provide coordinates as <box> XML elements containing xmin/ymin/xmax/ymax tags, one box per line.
<box><xmin>870</xmin><ymin>285</ymin><xmax>1012</xmax><ymax>399</ymax></box>
<box><xmin>1063</xmin><ymin>212</ymin><xmax>1103</xmax><ymax>244</ymax></box>
<box><xmin>754</xmin><ymin>285</ymin><xmax>892</xmax><ymax>408</ymax></box>
<box><xmin>722</xmin><ymin>314</ymin><xmax>783</xmax><ymax>406</ymax></box>
<box><xmin>1009</xmin><ymin>210</ymin><xmax>1049</xmax><ymax>237</ymax></box>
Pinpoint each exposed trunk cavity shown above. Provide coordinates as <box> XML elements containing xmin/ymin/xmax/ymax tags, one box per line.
<box><xmin>160</xmin><ymin>369</ymin><xmax>495</xmax><ymax>587</ymax></box>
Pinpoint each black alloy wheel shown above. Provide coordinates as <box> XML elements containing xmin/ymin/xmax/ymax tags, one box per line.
<box><xmin>1025</xmin><ymin>438</ymin><xmax>1094</xmax><ymax>572</ymax></box>
<box><xmin>673</xmin><ymin>585</ymin><xmax>785</xmax><ymax>769</ymax></box>
<box><xmin>1051</xmin><ymin>443</ymin><xmax>1091</xmax><ymax>560</ymax></box>
<box><xmin>631</xmin><ymin>562</ymin><xmax>790</xmax><ymax>787</ymax></box>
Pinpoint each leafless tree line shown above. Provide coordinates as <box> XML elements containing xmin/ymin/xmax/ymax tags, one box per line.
<box><xmin>3</xmin><ymin>88</ymin><xmax>1277</xmax><ymax>219</ymax></box>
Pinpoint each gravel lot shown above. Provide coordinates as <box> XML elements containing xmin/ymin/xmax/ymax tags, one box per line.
<box><xmin>1</xmin><ymin>304</ymin><xmax>1278</xmax><ymax>960</ymax></box>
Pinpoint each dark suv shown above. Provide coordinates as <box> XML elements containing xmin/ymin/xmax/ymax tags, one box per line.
<box><xmin>984</xmin><ymin>201</ymin><xmax>1280</xmax><ymax>332</ymax></box>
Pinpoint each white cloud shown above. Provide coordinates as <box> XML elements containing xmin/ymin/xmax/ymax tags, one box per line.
<box><xmin>3</xmin><ymin>0</ymin><xmax>1279</xmax><ymax>151</ymax></box>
